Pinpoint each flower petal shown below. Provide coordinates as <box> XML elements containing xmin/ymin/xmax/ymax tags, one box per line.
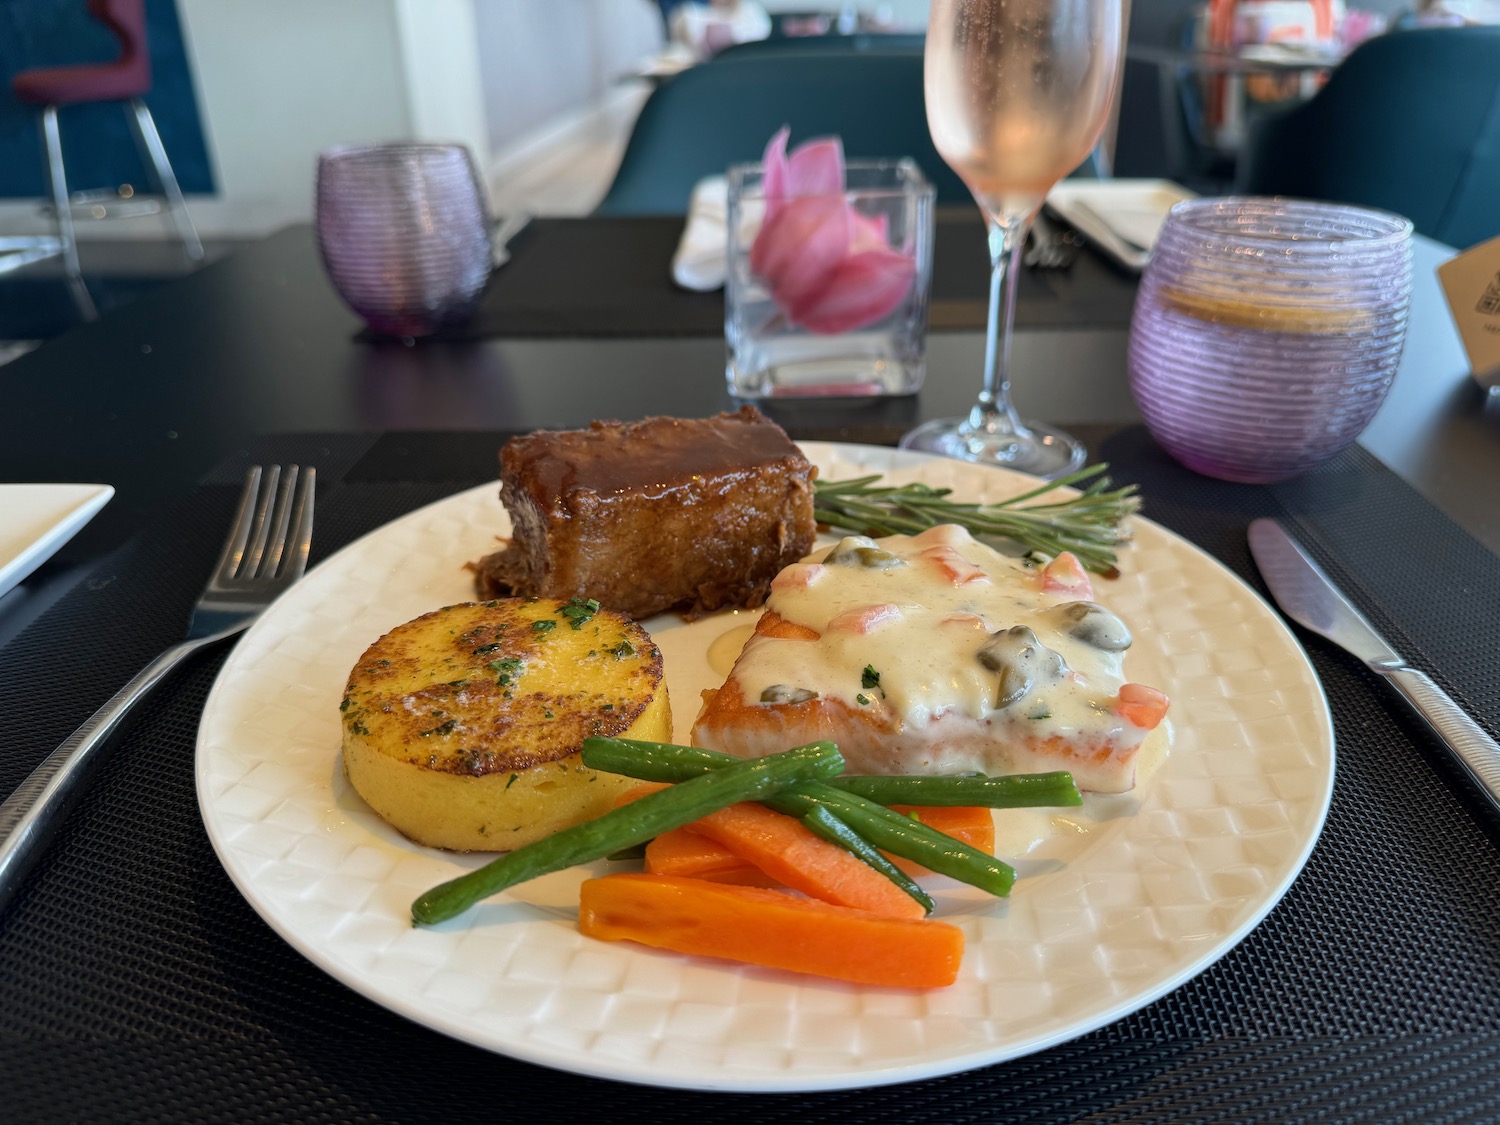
<box><xmin>849</xmin><ymin>210</ymin><xmax>891</xmax><ymax>254</ymax></box>
<box><xmin>750</xmin><ymin>195</ymin><xmax>851</xmax><ymax>309</ymax></box>
<box><xmin>787</xmin><ymin>136</ymin><xmax>846</xmax><ymax>198</ymax></box>
<box><xmin>787</xmin><ymin>248</ymin><xmax>917</xmax><ymax>334</ymax></box>
<box><xmin>761</xmin><ymin>126</ymin><xmax>791</xmax><ymax>221</ymax></box>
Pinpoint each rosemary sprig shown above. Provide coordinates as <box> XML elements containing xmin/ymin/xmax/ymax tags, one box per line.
<box><xmin>812</xmin><ymin>463</ymin><xmax>1141</xmax><ymax>575</ymax></box>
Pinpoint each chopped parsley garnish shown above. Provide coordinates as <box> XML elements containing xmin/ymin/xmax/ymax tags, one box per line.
<box><xmin>608</xmin><ymin>640</ymin><xmax>636</xmax><ymax>659</ymax></box>
<box><xmin>560</xmin><ymin>597</ymin><xmax>601</xmax><ymax>629</ymax></box>
<box><xmin>472</xmin><ymin>642</ymin><xmax>504</xmax><ymax>656</ymax></box>
<box><xmin>487</xmin><ymin>656</ymin><xmax>524</xmax><ymax>685</ymax></box>
<box><xmin>532</xmin><ymin>619</ymin><xmax>556</xmax><ymax>633</ymax></box>
<box><xmin>348</xmin><ymin>719</ymin><xmax>369</xmax><ymax>736</ymax></box>
<box><xmin>856</xmin><ymin>693</ymin><xmax>871</xmax><ymax>706</ymax></box>
<box><xmin>418</xmin><ymin>719</ymin><xmax>456</xmax><ymax>737</ymax></box>
<box><xmin>861</xmin><ymin>665</ymin><xmax>881</xmax><ymax>690</ymax></box>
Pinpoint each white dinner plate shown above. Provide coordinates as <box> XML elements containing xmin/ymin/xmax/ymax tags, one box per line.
<box><xmin>0</xmin><ymin>483</ymin><xmax>114</xmax><ymax>600</ymax></box>
<box><xmin>196</xmin><ymin>443</ymin><xmax>1333</xmax><ymax>1092</ymax></box>
<box><xmin>1046</xmin><ymin>179</ymin><xmax>1198</xmax><ymax>272</ymax></box>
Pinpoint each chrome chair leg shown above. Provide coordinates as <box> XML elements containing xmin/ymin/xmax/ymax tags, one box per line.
<box><xmin>40</xmin><ymin>105</ymin><xmax>98</xmax><ymax>322</ymax></box>
<box><xmin>41</xmin><ymin>105</ymin><xmax>83</xmax><ymax>280</ymax></box>
<box><xmin>128</xmin><ymin>98</ymin><xmax>204</xmax><ymax>262</ymax></box>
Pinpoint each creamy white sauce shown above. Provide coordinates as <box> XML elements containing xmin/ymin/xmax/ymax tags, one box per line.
<box><xmin>721</xmin><ymin>527</ymin><xmax>1157</xmax><ymax>791</ymax></box>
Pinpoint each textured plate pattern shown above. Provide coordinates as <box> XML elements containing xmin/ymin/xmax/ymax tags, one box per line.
<box><xmin>196</xmin><ymin>443</ymin><xmax>1333</xmax><ymax>1092</ymax></box>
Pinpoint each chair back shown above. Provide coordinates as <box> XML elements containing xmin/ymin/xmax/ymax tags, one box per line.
<box><xmin>598</xmin><ymin>50</ymin><xmax>1097</xmax><ymax>214</ymax></box>
<box><xmin>1235</xmin><ymin>26</ymin><xmax>1500</xmax><ymax>248</ymax></box>
<box><xmin>711</xmin><ymin>32</ymin><xmax>926</xmax><ymax>60</ymax></box>
<box><xmin>90</xmin><ymin>0</ymin><xmax>150</xmax><ymax>65</ymax></box>
<box><xmin>11</xmin><ymin>0</ymin><xmax>151</xmax><ymax>105</ymax></box>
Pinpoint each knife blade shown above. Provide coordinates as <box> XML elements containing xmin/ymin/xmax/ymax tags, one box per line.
<box><xmin>1247</xmin><ymin>518</ymin><xmax>1500</xmax><ymax>816</ymax></box>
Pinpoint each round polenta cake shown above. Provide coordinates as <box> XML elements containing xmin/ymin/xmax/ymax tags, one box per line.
<box><xmin>340</xmin><ymin>598</ymin><xmax>671</xmax><ymax>851</ymax></box>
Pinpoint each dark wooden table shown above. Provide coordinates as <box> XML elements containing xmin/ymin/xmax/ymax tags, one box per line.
<box><xmin>2</xmin><ymin>220</ymin><xmax>1499</xmax><ymax>1123</ymax></box>
<box><xmin>1</xmin><ymin>222</ymin><xmax>1495</xmax><ymax>557</ymax></box>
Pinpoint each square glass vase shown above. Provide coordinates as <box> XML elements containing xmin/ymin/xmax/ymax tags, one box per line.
<box><xmin>725</xmin><ymin>159</ymin><xmax>934</xmax><ymax>398</ymax></box>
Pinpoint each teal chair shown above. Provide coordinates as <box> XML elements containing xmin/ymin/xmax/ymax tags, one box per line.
<box><xmin>710</xmin><ymin>32</ymin><xmax>926</xmax><ymax>60</ymax></box>
<box><xmin>597</xmin><ymin>52</ymin><xmax>966</xmax><ymax>214</ymax></box>
<box><xmin>596</xmin><ymin>51</ymin><xmax>1101</xmax><ymax>215</ymax></box>
<box><xmin>1235</xmin><ymin>27</ymin><xmax>1500</xmax><ymax>249</ymax></box>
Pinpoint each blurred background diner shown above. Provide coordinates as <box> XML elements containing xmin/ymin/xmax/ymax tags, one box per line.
<box><xmin>0</xmin><ymin>0</ymin><xmax>1497</xmax><ymax>357</ymax></box>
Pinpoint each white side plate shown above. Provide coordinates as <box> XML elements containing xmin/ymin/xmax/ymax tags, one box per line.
<box><xmin>0</xmin><ymin>484</ymin><xmax>114</xmax><ymax>599</ymax></box>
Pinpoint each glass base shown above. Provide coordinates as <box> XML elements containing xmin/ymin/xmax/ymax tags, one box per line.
<box><xmin>899</xmin><ymin>417</ymin><xmax>1087</xmax><ymax>479</ymax></box>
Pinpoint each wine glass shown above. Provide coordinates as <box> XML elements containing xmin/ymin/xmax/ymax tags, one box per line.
<box><xmin>902</xmin><ymin>0</ymin><xmax>1124</xmax><ymax>477</ymax></box>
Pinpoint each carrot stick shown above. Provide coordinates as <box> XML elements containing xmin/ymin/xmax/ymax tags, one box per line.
<box><xmin>685</xmin><ymin>800</ymin><xmax>927</xmax><ymax>919</ymax></box>
<box><xmin>579</xmin><ymin>873</ymin><xmax>964</xmax><ymax>988</ymax></box>
<box><xmin>885</xmin><ymin>806</ymin><xmax>995</xmax><ymax>877</ymax></box>
<box><xmin>645</xmin><ymin>826</ymin><xmax>782</xmax><ymax>887</ymax></box>
<box><xmin>646</xmin><ymin>805</ymin><xmax>996</xmax><ymax>887</ymax></box>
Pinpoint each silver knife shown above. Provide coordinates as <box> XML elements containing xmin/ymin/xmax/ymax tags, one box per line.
<box><xmin>1248</xmin><ymin>518</ymin><xmax>1500</xmax><ymax>815</ymax></box>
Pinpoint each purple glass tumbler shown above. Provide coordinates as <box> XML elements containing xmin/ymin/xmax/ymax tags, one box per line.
<box><xmin>315</xmin><ymin>143</ymin><xmax>493</xmax><ymax>338</ymax></box>
<box><xmin>1128</xmin><ymin>198</ymin><xmax>1413</xmax><ymax>483</ymax></box>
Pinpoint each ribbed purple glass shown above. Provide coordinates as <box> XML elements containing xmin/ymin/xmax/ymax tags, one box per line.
<box><xmin>1128</xmin><ymin>198</ymin><xmax>1414</xmax><ymax>484</ymax></box>
<box><xmin>315</xmin><ymin>143</ymin><xmax>493</xmax><ymax>338</ymax></box>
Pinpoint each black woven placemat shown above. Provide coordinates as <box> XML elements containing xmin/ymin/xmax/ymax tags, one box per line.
<box><xmin>423</xmin><ymin>215</ymin><xmax>1137</xmax><ymax>340</ymax></box>
<box><xmin>1</xmin><ymin>428</ymin><xmax>1497</xmax><ymax>1123</ymax></box>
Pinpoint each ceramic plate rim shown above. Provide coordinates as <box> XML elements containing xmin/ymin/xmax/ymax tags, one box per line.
<box><xmin>195</xmin><ymin>442</ymin><xmax>1334</xmax><ymax>1092</ymax></box>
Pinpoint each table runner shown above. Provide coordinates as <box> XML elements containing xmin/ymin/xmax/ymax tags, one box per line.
<box><xmin>429</xmin><ymin>215</ymin><xmax>1140</xmax><ymax>340</ymax></box>
<box><xmin>1</xmin><ymin>427</ymin><xmax>1497</xmax><ymax>1122</ymax></box>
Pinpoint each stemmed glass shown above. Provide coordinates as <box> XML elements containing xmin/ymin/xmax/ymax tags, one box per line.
<box><xmin>902</xmin><ymin>0</ymin><xmax>1124</xmax><ymax>477</ymax></box>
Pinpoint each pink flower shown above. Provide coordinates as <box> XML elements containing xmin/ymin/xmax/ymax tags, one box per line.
<box><xmin>749</xmin><ymin>127</ymin><xmax>917</xmax><ymax>335</ymax></box>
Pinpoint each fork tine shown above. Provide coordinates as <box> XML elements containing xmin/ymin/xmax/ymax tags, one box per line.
<box><xmin>214</xmin><ymin>467</ymin><xmax>263</xmax><ymax>582</ymax></box>
<box><xmin>253</xmin><ymin>466</ymin><xmax>301</xmax><ymax>581</ymax></box>
<box><xmin>240</xmin><ymin>465</ymin><xmax>283</xmax><ymax>579</ymax></box>
<box><xmin>284</xmin><ymin>466</ymin><xmax>316</xmax><ymax>581</ymax></box>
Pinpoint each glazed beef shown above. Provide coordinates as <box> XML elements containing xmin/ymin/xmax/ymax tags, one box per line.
<box><xmin>474</xmin><ymin>407</ymin><xmax>817</xmax><ymax>619</ymax></box>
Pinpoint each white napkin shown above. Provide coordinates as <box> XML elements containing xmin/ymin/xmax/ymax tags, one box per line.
<box><xmin>671</xmin><ymin>176</ymin><xmax>763</xmax><ymax>292</ymax></box>
<box><xmin>1099</xmin><ymin>205</ymin><xmax>1169</xmax><ymax>253</ymax></box>
<box><xmin>672</xmin><ymin>176</ymin><xmax>730</xmax><ymax>291</ymax></box>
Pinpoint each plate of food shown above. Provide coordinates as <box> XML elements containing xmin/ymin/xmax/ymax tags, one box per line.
<box><xmin>196</xmin><ymin>411</ymin><xmax>1334</xmax><ymax>1092</ymax></box>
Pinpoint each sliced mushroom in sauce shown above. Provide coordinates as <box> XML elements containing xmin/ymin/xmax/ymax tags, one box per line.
<box><xmin>760</xmin><ymin>684</ymin><xmax>819</xmax><ymax>705</ymax></box>
<box><xmin>1046</xmin><ymin>601</ymin><xmax>1133</xmax><ymax>651</ymax></box>
<box><xmin>823</xmin><ymin>535</ymin><xmax>905</xmax><ymax>569</ymax></box>
<box><xmin>975</xmin><ymin>626</ymin><xmax>1070</xmax><ymax>709</ymax></box>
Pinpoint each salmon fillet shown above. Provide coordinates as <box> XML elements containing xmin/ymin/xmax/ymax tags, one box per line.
<box><xmin>691</xmin><ymin>525</ymin><xmax>1168</xmax><ymax>793</ymax></box>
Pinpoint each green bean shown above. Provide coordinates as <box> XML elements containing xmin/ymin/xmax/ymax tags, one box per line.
<box><xmin>580</xmin><ymin>738</ymin><xmax>1016</xmax><ymax>898</ymax></box>
<box><xmin>801</xmin><ymin>804</ymin><xmax>934</xmax><ymax>916</ymax></box>
<box><xmin>829</xmin><ymin>772</ymin><xmax>1081</xmax><ymax>808</ymax></box>
<box><xmin>411</xmin><ymin>742</ymin><xmax>843</xmax><ymax>926</ymax></box>
<box><xmin>776</xmin><ymin>785</ymin><xmax>1014</xmax><ymax>897</ymax></box>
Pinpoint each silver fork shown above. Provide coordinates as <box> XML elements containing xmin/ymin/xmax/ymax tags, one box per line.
<box><xmin>1024</xmin><ymin>211</ymin><xmax>1083</xmax><ymax>270</ymax></box>
<box><xmin>0</xmin><ymin>465</ymin><xmax>315</xmax><ymax>913</ymax></box>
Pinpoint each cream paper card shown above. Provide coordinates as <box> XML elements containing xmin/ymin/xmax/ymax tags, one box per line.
<box><xmin>1437</xmin><ymin>233</ymin><xmax>1500</xmax><ymax>391</ymax></box>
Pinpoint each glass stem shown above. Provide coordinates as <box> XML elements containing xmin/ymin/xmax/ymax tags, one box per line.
<box><xmin>969</xmin><ymin>215</ymin><xmax>1031</xmax><ymax>437</ymax></box>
